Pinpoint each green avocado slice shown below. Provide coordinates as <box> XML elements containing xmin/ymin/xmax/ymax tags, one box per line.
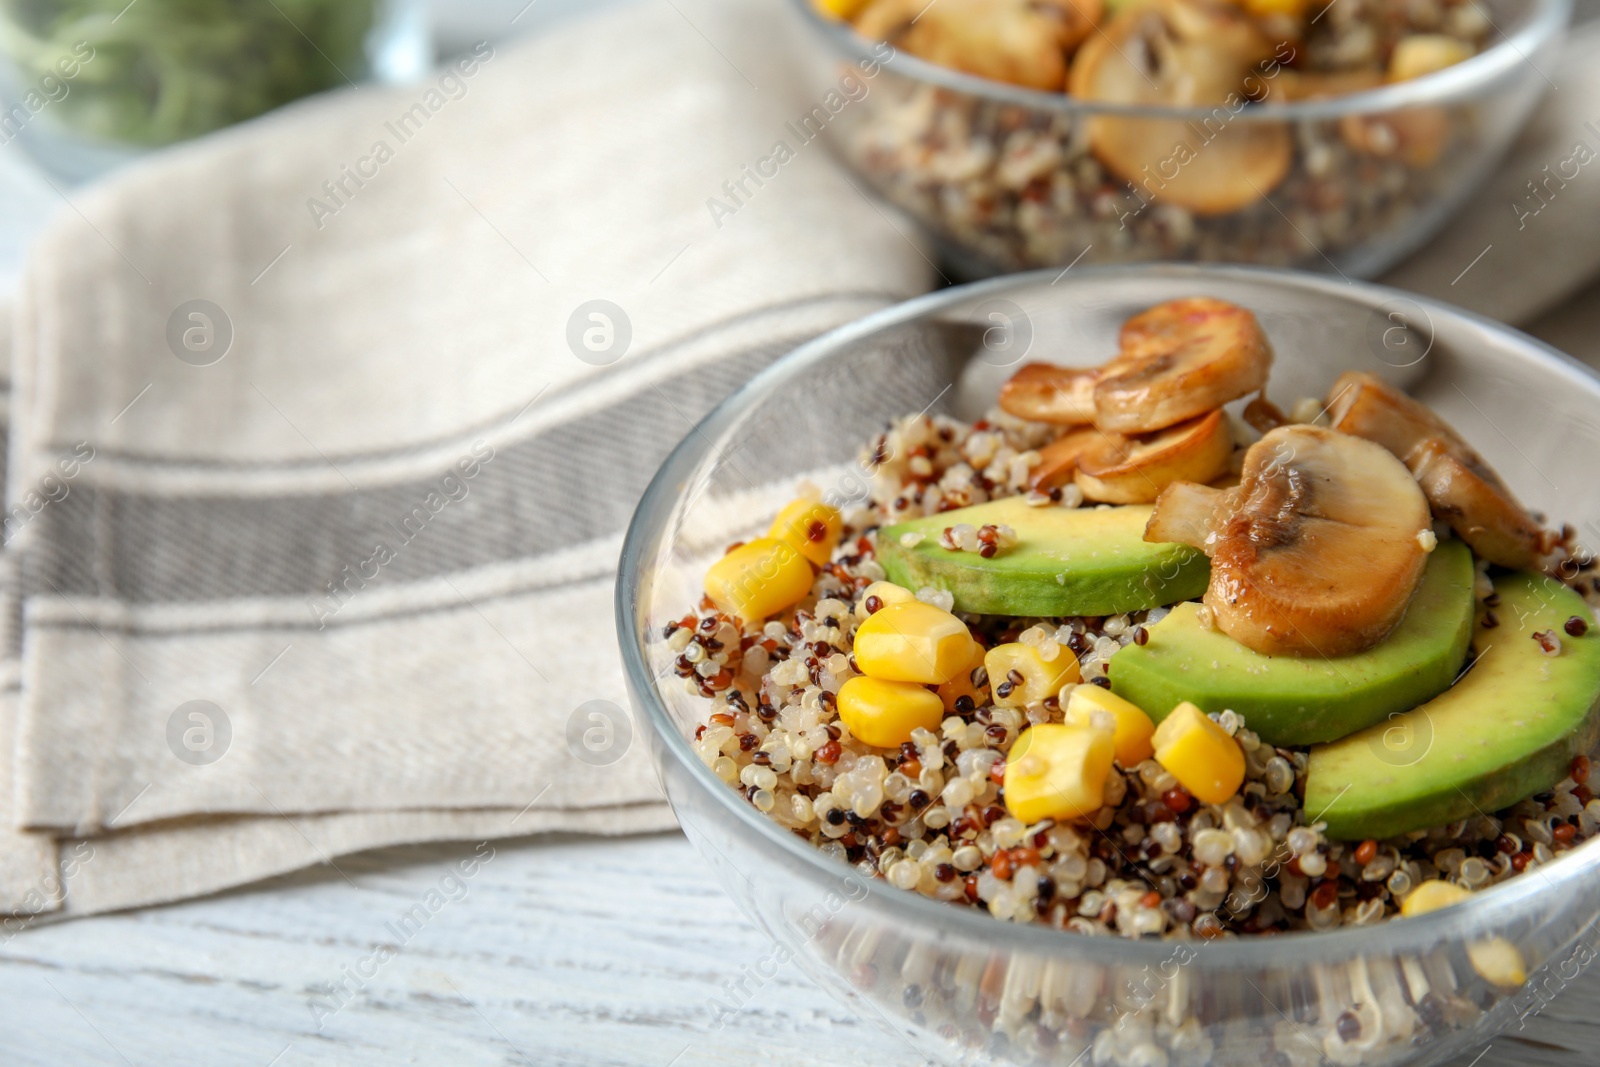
<box><xmin>1109</xmin><ymin>540</ymin><xmax>1475</xmax><ymax>747</ymax></box>
<box><xmin>877</xmin><ymin>497</ymin><xmax>1209</xmax><ymax>617</ymax></box>
<box><xmin>1306</xmin><ymin>570</ymin><xmax>1600</xmax><ymax>841</ymax></box>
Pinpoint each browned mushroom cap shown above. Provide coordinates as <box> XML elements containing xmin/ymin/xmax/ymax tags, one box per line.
<box><xmin>1338</xmin><ymin>108</ymin><xmax>1451</xmax><ymax>168</ymax></box>
<box><xmin>1273</xmin><ymin>69</ymin><xmax>1384</xmax><ymax>101</ymax></box>
<box><xmin>1029</xmin><ymin>425</ymin><xmax>1102</xmax><ymax>490</ymax></box>
<box><xmin>1074</xmin><ymin>409</ymin><xmax>1234</xmax><ymax>504</ymax></box>
<box><xmin>1146</xmin><ymin>425</ymin><xmax>1433</xmax><ymax>657</ymax></box>
<box><xmin>1324</xmin><ymin>371</ymin><xmax>1550</xmax><ymax>568</ymax></box>
<box><xmin>1068</xmin><ymin>0</ymin><xmax>1292</xmax><ymax>215</ymax></box>
<box><xmin>998</xmin><ymin>362</ymin><xmax>1099</xmax><ymax>425</ymax></box>
<box><xmin>854</xmin><ymin>0</ymin><xmax>1100</xmax><ymax>92</ymax></box>
<box><xmin>1096</xmin><ymin>297</ymin><xmax>1273</xmax><ymax>433</ymax></box>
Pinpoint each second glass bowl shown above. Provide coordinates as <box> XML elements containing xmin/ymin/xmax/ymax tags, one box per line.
<box><xmin>785</xmin><ymin>0</ymin><xmax>1568</xmax><ymax>278</ymax></box>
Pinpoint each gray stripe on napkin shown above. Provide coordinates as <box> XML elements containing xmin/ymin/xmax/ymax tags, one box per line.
<box><xmin>25</xmin><ymin>318</ymin><xmax>972</xmax><ymax>617</ymax></box>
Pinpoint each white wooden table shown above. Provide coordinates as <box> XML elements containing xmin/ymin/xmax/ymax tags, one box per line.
<box><xmin>0</xmin><ymin>831</ymin><xmax>1589</xmax><ymax>1066</ymax></box>
<box><xmin>2</xmin><ymin>834</ymin><xmax>913</xmax><ymax>1067</ymax></box>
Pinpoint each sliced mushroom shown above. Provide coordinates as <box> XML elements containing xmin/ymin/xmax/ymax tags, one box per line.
<box><xmin>1324</xmin><ymin>371</ymin><xmax>1549</xmax><ymax>568</ymax></box>
<box><xmin>1339</xmin><ymin>107</ymin><xmax>1450</xmax><ymax>168</ymax></box>
<box><xmin>1075</xmin><ymin>409</ymin><xmax>1234</xmax><ymax>504</ymax></box>
<box><xmin>1273</xmin><ymin>69</ymin><xmax>1384</xmax><ymax>101</ymax></box>
<box><xmin>1029</xmin><ymin>426</ymin><xmax>1102</xmax><ymax>490</ymax></box>
<box><xmin>1145</xmin><ymin>425</ymin><xmax>1433</xmax><ymax>656</ymax></box>
<box><xmin>1241</xmin><ymin>392</ymin><xmax>1288</xmax><ymax>435</ymax></box>
<box><xmin>855</xmin><ymin>0</ymin><xmax>1099</xmax><ymax>92</ymax></box>
<box><xmin>1068</xmin><ymin>0</ymin><xmax>1292</xmax><ymax>215</ymax></box>
<box><xmin>998</xmin><ymin>362</ymin><xmax>1099</xmax><ymax>425</ymax></box>
<box><xmin>1097</xmin><ymin>297</ymin><xmax>1273</xmax><ymax>433</ymax></box>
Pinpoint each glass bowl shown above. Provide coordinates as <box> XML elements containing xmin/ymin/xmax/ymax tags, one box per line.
<box><xmin>782</xmin><ymin>0</ymin><xmax>1568</xmax><ymax>279</ymax></box>
<box><xmin>617</xmin><ymin>266</ymin><xmax>1600</xmax><ymax>1067</ymax></box>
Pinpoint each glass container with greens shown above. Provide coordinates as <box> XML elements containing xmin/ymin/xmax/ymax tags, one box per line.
<box><xmin>0</xmin><ymin>0</ymin><xmax>428</xmax><ymax>179</ymax></box>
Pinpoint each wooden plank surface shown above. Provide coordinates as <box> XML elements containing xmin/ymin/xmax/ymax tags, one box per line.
<box><xmin>0</xmin><ymin>831</ymin><xmax>1589</xmax><ymax>1065</ymax></box>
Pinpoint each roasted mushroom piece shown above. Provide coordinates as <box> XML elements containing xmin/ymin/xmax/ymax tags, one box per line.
<box><xmin>1324</xmin><ymin>371</ymin><xmax>1551</xmax><ymax>569</ymax></box>
<box><xmin>1001</xmin><ymin>298</ymin><xmax>1272</xmax><ymax>433</ymax></box>
<box><xmin>1097</xmin><ymin>297</ymin><xmax>1273</xmax><ymax>433</ymax></box>
<box><xmin>1075</xmin><ymin>409</ymin><xmax>1235</xmax><ymax>504</ymax></box>
<box><xmin>855</xmin><ymin>0</ymin><xmax>1101</xmax><ymax>92</ymax></box>
<box><xmin>998</xmin><ymin>362</ymin><xmax>1098</xmax><ymax>425</ymax></box>
<box><xmin>1145</xmin><ymin>425</ymin><xmax>1434</xmax><ymax>657</ymax></box>
<box><xmin>1068</xmin><ymin>0</ymin><xmax>1293</xmax><ymax>214</ymax></box>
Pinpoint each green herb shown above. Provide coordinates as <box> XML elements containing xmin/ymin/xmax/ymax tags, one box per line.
<box><xmin>0</xmin><ymin>0</ymin><xmax>376</xmax><ymax>146</ymax></box>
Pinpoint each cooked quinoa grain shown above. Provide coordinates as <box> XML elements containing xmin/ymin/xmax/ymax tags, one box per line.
<box><xmin>670</xmin><ymin>409</ymin><xmax>1600</xmax><ymax>939</ymax></box>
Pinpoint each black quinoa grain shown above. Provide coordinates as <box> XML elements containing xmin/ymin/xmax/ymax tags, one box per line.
<box><xmin>995</xmin><ymin>682</ymin><xmax>1014</xmax><ymax>699</ymax></box>
<box><xmin>934</xmin><ymin>863</ymin><xmax>957</xmax><ymax>883</ymax></box>
<box><xmin>903</xmin><ymin>984</ymin><xmax>924</xmax><ymax>1009</ymax></box>
<box><xmin>1133</xmin><ymin>626</ymin><xmax>1149</xmax><ymax>646</ymax></box>
<box><xmin>825</xmin><ymin>808</ymin><xmax>846</xmax><ymax>826</ymax></box>
<box><xmin>908</xmin><ymin>790</ymin><xmax>930</xmax><ymax>809</ymax></box>
<box><xmin>955</xmin><ymin>695</ymin><xmax>976</xmax><ymax>713</ymax></box>
<box><xmin>751</xmin><ymin>751</ymin><xmax>771</xmax><ymax>766</ymax></box>
<box><xmin>1566</xmin><ymin>615</ymin><xmax>1589</xmax><ymax>637</ymax></box>
<box><xmin>1090</xmin><ymin>676</ymin><xmax>1112</xmax><ymax>689</ymax></box>
<box><xmin>1336</xmin><ymin>1011</ymin><xmax>1361</xmax><ymax>1041</ymax></box>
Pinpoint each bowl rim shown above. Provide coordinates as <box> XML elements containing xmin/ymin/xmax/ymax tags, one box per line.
<box><xmin>617</xmin><ymin>263</ymin><xmax>1600</xmax><ymax>968</ymax></box>
<box><xmin>785</xmin><ymin>0</ymin><xmax>1571</xmax><ymax>122</ymax></box>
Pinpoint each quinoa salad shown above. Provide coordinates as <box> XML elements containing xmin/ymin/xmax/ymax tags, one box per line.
<box><xmin>803</xmin><ymin>0</ymin><xmax>1510</xmax><ymax>272</ymax></box>
<box><xmin>664</xmin><ymin>297</ymin><xmax>1600</xmax><ymax>965</ymax></box>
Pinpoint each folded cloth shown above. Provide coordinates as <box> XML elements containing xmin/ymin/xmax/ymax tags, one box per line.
<box><xmin>0</xmin><ymin>0</ymin><xmax>932</xmax><ymax>914</ymax></box>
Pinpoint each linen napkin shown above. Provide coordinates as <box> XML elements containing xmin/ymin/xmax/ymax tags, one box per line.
<box><xmin>0</xmin><ymin>0</ymin><xmax>933</xmax><ymax>916</ymax></box>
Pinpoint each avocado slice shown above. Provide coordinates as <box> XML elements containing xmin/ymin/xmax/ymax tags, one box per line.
<box><xmin>1109</xmin><ymin>540</ymin><xmax>1475</xmax><ymax>747</ymax></box>
<box><xmin>1306</xmin><ymin>571</ymin><xmax>1600</xmax><ymax>841</ymax></box>
<box><xmin>878</xmin><ymin>497</ymin><xmax>1208</xmax><ymax>617</ymax></box>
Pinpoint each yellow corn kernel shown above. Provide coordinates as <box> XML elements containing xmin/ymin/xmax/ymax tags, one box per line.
<box><xmin>703</xmin><ymin>537</ymin><xmax>814</xmax><ymax>622</ymax></box>
<box><xmin>1151</xmin><ymin>702</ymin><xmax>1245</xmax><ymax>805</ymax></box>
<box><xmin>986</xmin><ymin>642</ymin><xmax>1080</xmax><ymax>708</ymax></box>
<box><xmin>853</xmin><ymin>601</ymin><xmax>978</xmax><ymax>685</ymax></box>
<box><xmin>1064</xmin><ymin>685</ymin><xmax>1156</xmax><ymax>767</ymax></box>
<box><xmin>1400</xmin><ymin>880</ymin><xmax>1526</xmax><ymax>985</ymax></box>
<box><xmin>1242</xmin><ymin>0</ymin><xmax>1310</xmax><ymax>17</ymax></box>
<box><xmin>1388</xmin><ymin>35</ymin><xmax>1473</xmax><ymax>82</ymax></box>
<box><xmin>1468</xmin><ymin>938</ymin><xmax>1528</xmax><ymax>988</ymax></box>
<box><xmin>1003</xmin><ymin>724</ymin><xmax>1115</xmax><ymax>824</ymax></box>
<box><xmin>854</xmin><ymin>579</ymin><xmax>918</xmax><ymax>622</ymax></box>
<box><xmin>767</xmin><ymin>498</ymin><xmax>843</xmax><ymax>568</ymax></box>
<box><xmin>1400</xmin><ymin>879</ymin><xmax>1469</xmax><ymax>917</ymax></box>
<box><xmin>813</xmin><ymin>0</ymin><xmax>870</xmax><ymax>18</ymax></box>
<box><xmin>837</xmin><ymin>675</ymin><xmax>945</xmax><ymax>748</ymax></box>
<box><xmin>936</xmin><ymin>643</ymin><xmax>989</xmax><ymax>714</ymax></box>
